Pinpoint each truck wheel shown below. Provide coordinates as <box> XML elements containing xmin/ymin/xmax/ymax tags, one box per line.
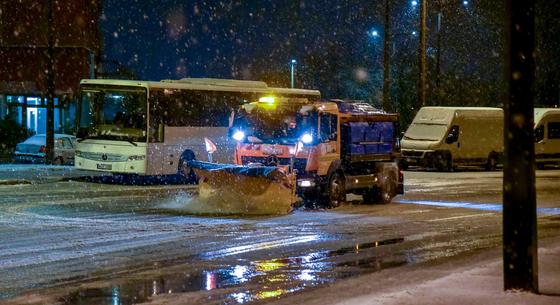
<box><xmin>362</xmin><ymin>176</ymin><xmax>397</xmax><ymax>205</ymax></box>
<box><xmin>325</xmin><ymin>172</ymin><xmax>345</xmax><ymax>208</ymax></box>
<box><xmin>379</xmin><ymin>175</ymin><xmax>397</xmax><ymax>204</ymax></box>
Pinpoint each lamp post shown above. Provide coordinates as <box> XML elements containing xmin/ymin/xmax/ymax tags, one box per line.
<box><xmin>46</xmin><ymin>0</ymin><xmax>55</xmax><ymax>164</ymax></box>
<box><xmin>418</xmin><ymin>0</ymin><xmax>427</xmax><ymax>110</ymax></box>
<box><xmin>290</xmin><ymin>59</ymin><xmax>297</xmax><ymax>88</ymax></box>
<box><xmin>382</xmin><ymin>0</ymin><xmax>391</xmax><ymax>112</ymax></box>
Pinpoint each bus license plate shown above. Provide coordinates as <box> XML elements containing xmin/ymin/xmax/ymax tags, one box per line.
<box><xmin>97</xmin><ymin>163</ymin><xmax>112</xmax><ymax>170</ymax></box>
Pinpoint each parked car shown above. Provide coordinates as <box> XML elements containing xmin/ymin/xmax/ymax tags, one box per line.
<box><xmin>14</xmin><ymin>134</ymin><xmax>77</xmax><ymax>165</ymax></box>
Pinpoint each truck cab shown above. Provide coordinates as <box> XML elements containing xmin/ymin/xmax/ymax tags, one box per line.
<box><xmin>230</xmin><ymin>97</ymin><xmax>403</xmax><ymax>207</ymax></box>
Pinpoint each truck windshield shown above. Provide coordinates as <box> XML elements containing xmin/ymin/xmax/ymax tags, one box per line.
<box><xmin>78</xmin><ymin>87</ymin><xmax>147</xmax><ymax>143</ymax></box>
<box><xmin>403</xmin><ymin>123</ymin><xmax>448</xmax><ymax>141</ymax></box>
<box><xmin>232</xmin><ymin>103</ymin><xmax>317</xmax><ymax>145</ymax></box>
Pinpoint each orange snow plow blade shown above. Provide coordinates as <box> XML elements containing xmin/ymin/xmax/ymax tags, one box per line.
<box><xmin>187</xmin><ymin>161</ymin><xmax>296</xmax><ymax>215</ymax></box>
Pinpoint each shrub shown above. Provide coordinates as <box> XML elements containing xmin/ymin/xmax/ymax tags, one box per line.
<box><xmin>0</xmin><ymin>116</ymin><xmax>31</xmax><ymax>154</ymax></box>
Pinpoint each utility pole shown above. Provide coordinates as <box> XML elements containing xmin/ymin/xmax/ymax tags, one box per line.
<box><xmin>435</xmin><ymin>0</ymin><xmax>443</xmax><ymax>105</ymax></box>
<box><xmin>503</xmin><ymin>0</ymin><xmax>538</xmax><ymax>293</ymax></box>
<box><xmin>418</xmin><ymin>0</ymin><xmax>427</xmax><ymax>109</ymax></box>
<box><xmin>382</xmin><ymin>0</ymin><xmax>391</xmax><ymax>112</ymax></box>
<box><xmin>45</xmin><ymin>0</ymin><xmax>55</xmax><ymax>164</ymax></box>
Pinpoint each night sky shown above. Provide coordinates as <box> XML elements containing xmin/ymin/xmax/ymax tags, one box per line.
<box><xmin>100</xmin><ymin>0</ymin><xmax>405</xmax><ymax>83</ymax></box>
<box><xmin>99</xmin><ymin>0</ymin><xmax>558</xmax><ymax>108</ymax></box>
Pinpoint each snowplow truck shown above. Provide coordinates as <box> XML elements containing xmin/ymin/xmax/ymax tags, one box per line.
<box><xmin>230</xmin><ymin>97</ymin><xmax>403</xmax><ymax>208</ymax></box>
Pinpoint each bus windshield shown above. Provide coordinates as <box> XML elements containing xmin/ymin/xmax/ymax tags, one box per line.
<box><xmin>78</xmin><ymin>87</ymin><xmax>147</xmax><ymax>143</ymax></box>
<box><xmin>232</xmin><ymin>103</ymin><xmax>317</xmax><ymax>145</ymax></box>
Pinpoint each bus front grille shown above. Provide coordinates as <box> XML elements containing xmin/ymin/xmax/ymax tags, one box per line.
<box><xmin>79</xmin><ymin>152</ymin><xmax>128</xmax><ymax>162</ymax></box>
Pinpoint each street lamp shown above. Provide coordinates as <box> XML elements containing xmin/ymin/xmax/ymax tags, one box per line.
<box><xmin>290</xmin><ymin>59</ymin><xmax>297</xmax><ymax>88</ymax></box>
<box><xmin>418</xmin><ymin>0</ymin><xmax>427</xmax><ymax>109</ymax></box>
<box><xmin>370</xmin><ymin>30</ymin><xmax>380</xmax><ymax>37</ymax></box>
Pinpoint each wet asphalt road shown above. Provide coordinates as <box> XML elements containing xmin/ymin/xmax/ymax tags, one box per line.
<box><xmin>0</xmin><ymin>169</ymin><xmax>559</xmax><ymax>305</ymax></box>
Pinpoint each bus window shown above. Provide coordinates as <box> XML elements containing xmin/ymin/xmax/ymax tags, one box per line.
<box><xmin>150</xmin><ymin>89</ymin><xmax>255</xmax><ymax>128</ymax></box>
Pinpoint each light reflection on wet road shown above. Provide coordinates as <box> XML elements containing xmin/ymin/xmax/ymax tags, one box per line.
<box><xmin>397</xmin><ymin>199</ymin><xmax>560</xmax><ymax>215</ymax></box>
<box><xmin>0</xmin><ymin>170</ymin><xmax>559</xmax><ymax>304</ymax></box>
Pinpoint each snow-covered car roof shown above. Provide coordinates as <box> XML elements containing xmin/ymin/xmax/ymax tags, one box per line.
<box><xmin>21</xmin><ymin>134</ymin><xmax>76</xmax><ymax>145</ymax></box>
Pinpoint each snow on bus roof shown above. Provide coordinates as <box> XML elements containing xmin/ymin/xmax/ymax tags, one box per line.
<box><xmin>165</xmin><ymin>78</ymin><xmax>269</xmax><ymax>88</ymax></box>
<box><xmin>80</xmin><ymin>78</ymin><xmax>320</xmax><ymax>96</ymax></box>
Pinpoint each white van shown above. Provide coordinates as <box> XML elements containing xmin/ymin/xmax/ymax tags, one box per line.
<box><xmin>534</xmin><ymin>108</ymin><xmax>560</xmax><ymax>168</ymax></box>
<box><xmin>401</xmin><ymin>107</ymin><xmax>504</xmax><ymax>171</ymax></box>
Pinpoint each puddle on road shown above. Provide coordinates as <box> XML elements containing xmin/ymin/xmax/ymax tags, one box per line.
<box><xmin>59</xmin><ymin>237</ymin><xmax>407</xmax><ymax>305</ymax></box>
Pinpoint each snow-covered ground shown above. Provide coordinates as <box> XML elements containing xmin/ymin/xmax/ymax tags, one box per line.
<box><xmin>0</xmin><ymin>168</ymin><xmax>558</xmax><ymax>305</ymax></box>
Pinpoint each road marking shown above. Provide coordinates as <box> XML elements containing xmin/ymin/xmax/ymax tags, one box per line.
<box><xmin>203</xmin><ymin>235</ymin><xmax>321</xmax><ymax>259</ymax></box>
<box><xmin>428</xmin><ymin>213</ymin><xmax>496</xmax><ymax>222</ymax></box>
<box><xmin>396</xmin><ymin>199</ymin><xmax>560</xmax><ymax>216</ymax></box>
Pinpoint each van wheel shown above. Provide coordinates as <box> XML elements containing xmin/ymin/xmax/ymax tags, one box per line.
<box><xmin>485</xmin><ymin>153</ymin><xmax>498</xmax><ymax>171</ymax></box>
<box><xmin>178</xmin><ymin>151</ymin><xmax>198</xmax><ymax>183</ymax></box>
<box><xmin>435</xmin><ymin>153</ymin><xmax>453</xmax><ymax>172</ymax></box>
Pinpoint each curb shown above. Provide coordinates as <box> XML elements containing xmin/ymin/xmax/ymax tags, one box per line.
<box><xmin>0</xmin><ymin>179</ymin><xmax>33</xmax><ymax>185</ymax></box>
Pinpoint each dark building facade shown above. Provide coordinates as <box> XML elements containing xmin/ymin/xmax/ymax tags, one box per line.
<box><xmin>0</xmin><ymin>0</ymin><xmax>102</xmax><ymax>134</ymax></box>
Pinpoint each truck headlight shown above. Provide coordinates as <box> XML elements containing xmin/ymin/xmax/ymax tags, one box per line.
<box><xmin>297</xmin><ymin>179</ymin><xmax>315</xmax><ymax>187</ymax></box>
<box><xmin>300</xmin><ymin>133</ymin><xmax>313</xmax><ymax>144</ymax></box>
<box><xmin>232</xmin><ymin>130</ymin><xmax>245</xmax><ymax>141</ymax></box>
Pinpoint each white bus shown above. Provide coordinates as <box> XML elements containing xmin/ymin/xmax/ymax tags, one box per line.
<box><xmin>74</xmin><ymin>78</ymin><xmax>320</xmax><ymax>178</ymax></box>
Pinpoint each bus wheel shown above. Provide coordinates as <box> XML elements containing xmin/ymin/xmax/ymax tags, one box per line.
<box><xmin>325</xmin><ymin>172</ymin><xmax>345</xmax><ymax>208</ymax></box>
<box><xmin>178</xmin><ymin>150</ymin><xmax>198</xmax><ymax>183</ymax></box>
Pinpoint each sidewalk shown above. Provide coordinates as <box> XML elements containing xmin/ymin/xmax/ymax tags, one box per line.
<box><xmin>0</xmin><ymin>164</ymin><xmax>191</xmax><ymax>185</ymax></box>
<box><xmin>0</xmin><ymin>164</ymin><xmax>103</xmax><ymax>185</ymax></box>
<box><xmin>270</xmin><ymin>236</ymin><xmax>560</xmax><ymax>305</ymax></box>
